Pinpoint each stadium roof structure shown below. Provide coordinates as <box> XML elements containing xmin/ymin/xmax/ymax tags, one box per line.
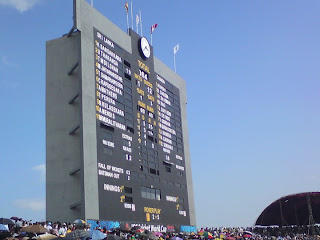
<box><xmin>255</xmin><ymin>192</ymin><xmax>320</xmax><ymax>227</ymax></box>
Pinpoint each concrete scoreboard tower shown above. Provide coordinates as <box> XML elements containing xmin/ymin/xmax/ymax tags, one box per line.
<box><xmin>46</xmin><ymin>0</ymin><xmax>196</xmax><ymax>231</ymax></box>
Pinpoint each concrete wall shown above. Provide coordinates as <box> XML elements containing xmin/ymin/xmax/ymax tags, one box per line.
<box><xmin>46</xmin><ymin>32</ymin><xmax>83</xmax><ymax>222</ymax></box>
<box><xmin>73</xmin><ymin>0</ymin><xmax>135</xmax><ymax>221</ymax></box>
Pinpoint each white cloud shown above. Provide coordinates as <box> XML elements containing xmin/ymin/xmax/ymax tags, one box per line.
<box><xmin>32</xmin><ymin>164</ymin><xmax>46</xmax><ymax>181</ymax></box>
<box><xmin>0</xmin><ymin>0</ymin><xmax>40</xmax><ymax>13</ymax></box>
<box><xmin>13</xmin><ymin>198</ymin><xmax>45</xmax><ymax>211</ymax></box>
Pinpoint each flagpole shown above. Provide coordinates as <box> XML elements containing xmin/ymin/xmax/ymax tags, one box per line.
<box><xmin>173</xmin><ymin>44</ymin><xmax>179</xmax><ymax>73</ymax></box>
<box><xmin>131</xmin><ymin>1</ymin><xmax>133</xmax><ymax>29</ymax></box>
<box><xmin>140</xmin><ymin>10</ymin><xmax>143</xmax><ymax>36</ymax></box>
<box><xmin>126</xmin><ymin>13</ymin><xmax>129</xmax><ymax>34</ymax></box>
<box><xmin>151</xmin><ymin>33</ymin><xmax>153</xmax><ymax>45</ymax></box>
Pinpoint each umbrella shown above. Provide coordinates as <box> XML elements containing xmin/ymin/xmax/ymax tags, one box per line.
<box><xmin>66</xmin><ymin>230</ymin><xmax>89</xmax><ymax>239</ymax></box>
<box><xmin>11</xmin><ymin>217</ymin><xmax>22</xmax><ymax>221</ymax></box>
<box><xmin>153</xmin><ymin>232</ymin><xmax>163</xmax><ymax>237</ymax></box>
<box><xmin>22</xmin><ymin>225</ymin><xmax>48</xmax><ymax>234</ymax></box>
<box><xmin>15</xmin><ymin>237</ymin><xmax>30</xmax><ymax>240</ymax></box>
<box><xmin>106</xmin><ymin>235</ymin><xmax>122</xmax><ymax>240</ymax></box>
<box><xmin>243</xmin><ymin>235</ymin><xmax>252</xmax><ymax>238</ymax></box>
<box><xmin>146</xmin><ymin>233</ymin><xmax>157</xmax><ymax>240</ymax></box>
<box><xmin>226</xmin><ymin>237</ymin><xmax>236</xmax><ymax>240</ymax></box>
<box><xmin>52</xmin><ymin>237</ymin><xmax>77</xmax><ymax>240</ymax></box>
<box><xmin>0</xmin><ymin>218</ymin><xmax>15</xmax><ymax>225</ymax></box>
<box><xmin>198</xmin><ymin>232</ymin><xmax>213</xmax><ymax>239</ymax></box>
<box><xmin>73</xmin><ymin>220</ymin><xmax>86</xmax><ymax>225</ymax></box>
<box><xmin>219</xmin><ymin>234</ymin><xmax>227</xmax><ymax>239</ymax></box>
<box><xmin>243</xmin><ymin>231</ymin><xmax>252</xmax><ymax>238</ymax></box>
<box><xmin>131</xmin><ymin>226</ymin><xmax>140</xmax><ymax>231</ymax></box>
<box><xmin>17</xmin><ymin>232</ymin><xmax>28</xmax><ymax>238</ymax></box>
<box><xmin>36</xmin><ymin>234</ymin><xmax>58</xmax><ymax>240</ymax></box>
<box><xmin>0</xmin><ymin>224</ymin><xmax>9</xmax><ymax>231</ymax></box>
<box><xmin>136</xmin><ymin>232</ymin><xmax>147</xmax><ymax>238</ymax></box>
<box><xmin>87</xmin><ymin>230</ymin><xmax>107</xmax><ymax>240</ymax></box>
<box><xmin>170</xmin><ymin>237</ymin><xmax>183</xmax><ymax>240</ymax></box>
<box><xmin>207</xmin><ymin>233</ymin><xmax>214</xmax><ymax>239</ymax></box>
<box><xmin>73</xmin><ymin>220</ymin><xmax>86</xmax><ymax>229</ymax></box>
<box><xmin>242</xmin><ymin>231</ymin><xmax>252</xmax><ymax>238</ymax></box>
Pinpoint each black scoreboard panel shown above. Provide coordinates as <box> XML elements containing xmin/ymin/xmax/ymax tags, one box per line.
<box><xmin>94</xmin><ymin>27</ymin><xmax>190</xmax><ymax>226</ymax></box>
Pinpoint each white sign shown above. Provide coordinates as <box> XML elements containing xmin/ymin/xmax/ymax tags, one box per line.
<box><xmin>176</xmin><ymin>165</ymin><xmax>185</xmax><ymax>171</ymax></box>
<box><xmin>130</xmin><ymin>224</ymin><xmax>167</xmax><ymax>233</ymax></box>
<box><xmin>104</xmin><ymin>184</ymin><xmax>121</xmax><ymax>192</ymax></box>
<box><xmin>166</xmin><ymin>196</ymin><xmax>178</xmax><ymax>202</ymax></box>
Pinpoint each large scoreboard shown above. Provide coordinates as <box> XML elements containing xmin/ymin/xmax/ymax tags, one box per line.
<box><xmin>46</xmin><ymin>0</ymin><xmax>195</xmax><ymax>232</ymax></box>
<box><xmin>94</xmin><ymin>28</ymin><xmax>190</xmax><ymax>227</ymax></box>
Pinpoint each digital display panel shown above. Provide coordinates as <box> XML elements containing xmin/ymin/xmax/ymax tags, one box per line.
<box><xmin>94</xmin><ymin>27</ymin><xmax>190</xmax><ymax>227</ymax></box>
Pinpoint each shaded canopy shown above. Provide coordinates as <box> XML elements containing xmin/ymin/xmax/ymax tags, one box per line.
<box><xmin>255</xmin><ymin>192</ymin><xmax>320</xmax><ymax>226</ymax></box>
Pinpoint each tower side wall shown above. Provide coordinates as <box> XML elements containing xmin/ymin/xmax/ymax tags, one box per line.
<box><xmin>46</xmin><ymin>33</ymin><xmax>83</xmax><ymax>222</ymax></box>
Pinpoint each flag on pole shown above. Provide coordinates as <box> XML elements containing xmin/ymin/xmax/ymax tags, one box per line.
<box><xmin>124</xmin><ymin>2</ymin><xmax>129</xmax><ymax>13</ymax></box>
<box><xmin>173</xmin><ymin>44</ymin><xmax>180</xmax><ymax>54</ymax></box>
<box><xmin>136</xmin><ymin>15</ymin><xmax>140</xmax><ymax>32</ymax></box>
<box><xmin>125</xmin><ymin>2</ymin><xmax>129</xmax><ymax>33</ymax></box>
<box><xmin>151</xmin><ymin>23</ymin><xmax>158</xmax><ymax>33</ymax></box>
<box><xmin>173</xmin><ymin>44</ymin><xmax>180</xmax><ymax>72</ymax></box>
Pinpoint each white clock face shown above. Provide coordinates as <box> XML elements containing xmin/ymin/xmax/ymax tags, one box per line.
<box><xmin>140</xmin><ymin>37</ymin><xmax>151</xmax><ymax>59</ymax></box>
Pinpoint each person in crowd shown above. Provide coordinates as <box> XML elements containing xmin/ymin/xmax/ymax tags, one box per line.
<box><xmin>46</xmin><ymin>222</ymin><xmax>52</xmax><ymax>232</ymax></box>
<box><xmin>59</xmin><ymin>223</ymin><xmax>67</xmax><ymax>237</ymax></box>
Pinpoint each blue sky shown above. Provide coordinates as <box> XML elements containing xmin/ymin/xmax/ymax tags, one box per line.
<box><xmin>1</xmin><ymin>0</ymin><xmax>320</xmax><ymax>228</ymax></box>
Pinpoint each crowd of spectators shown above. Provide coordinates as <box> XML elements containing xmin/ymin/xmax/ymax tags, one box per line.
<box><xmin>1</xmin><ymin>218</ymin><xmax>320</xmax><ymax>240</ymax></box>
<box><xmin>0</xmin><ymin>219</ymin><xmax>91</xmax><ymax>240</ymax></box>
<box><xmin>197</xmin><ymin>226</ymin><xmax>320</xmax><ymax>240</ymax></box>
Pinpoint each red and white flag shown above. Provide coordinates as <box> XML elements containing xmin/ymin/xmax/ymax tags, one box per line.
<box><xmin>124</xmin><ymin>2</ymin><xmax>129</xmax><ymax>13</ymax></box>
<box><xmin>151</xmin><ymin>23</ymin><xmax>158</xmax><ymax>33</ymax></box>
